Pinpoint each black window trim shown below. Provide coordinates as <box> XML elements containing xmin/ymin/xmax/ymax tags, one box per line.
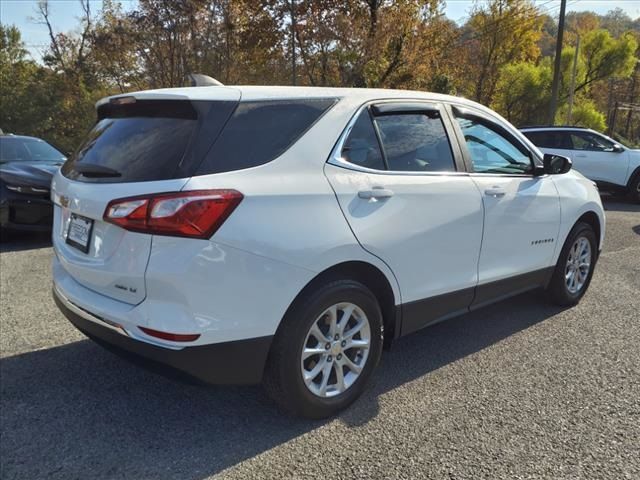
<box><xmin>448</xmin><ymin>104</ymin><xmax>540</xmax><ymax>177</ymax></box>
<box><xmin>328</xmin><ymin>99</ymin><xmax>467</xmax><ymax>176</ymax></box>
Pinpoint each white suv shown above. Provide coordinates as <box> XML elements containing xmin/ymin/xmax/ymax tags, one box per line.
<box><xmin>52</xmin><ymin>87</ymin><xmax>605</xmax><ymax>418</ymax></box>
<box><xmin>521</xmin><ymin>126</ymin><xmax>640</xmax><ymax>203</ymax></box>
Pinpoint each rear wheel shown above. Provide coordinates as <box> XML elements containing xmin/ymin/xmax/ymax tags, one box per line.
<box><xmin>627</xmin><ymin>173</ymin><xmax>640</xmax><ymax>204</ymax></box>
<box><xmin>546</xmin><ymin>222</ymin><xmax>597</xmax><ymax>306</ymax></box>
<box><xmin>263</xmin><ymin>280</ymin><xmax>383</xmax><ymax>419</ymax></box>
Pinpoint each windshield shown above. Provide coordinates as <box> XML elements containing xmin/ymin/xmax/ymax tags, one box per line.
<box><xmin>0</xmin><ymin>137</ymin><xmax>66</xmax><ymax>164</ymax></box>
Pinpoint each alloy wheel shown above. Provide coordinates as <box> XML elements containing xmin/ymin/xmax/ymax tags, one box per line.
<box><xmin>565</xmin><ymin>236</ymin><xmax>592</xmax><ymax>294</ymax></box>
<box><xmin>300</xmin><ymin>302</ymin><xmax>371</xmax><ymax>398</ymax></box>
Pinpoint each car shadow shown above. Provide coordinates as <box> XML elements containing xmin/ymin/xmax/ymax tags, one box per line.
<box><xmin>0</xmin><ymin>230</ymin><xmax>52</xmax><ymax>253</ymax></box>
<box><xmin>1</xmin><ymin>290</ymin><xmax>567</xmax><ymax>480</ymax></box>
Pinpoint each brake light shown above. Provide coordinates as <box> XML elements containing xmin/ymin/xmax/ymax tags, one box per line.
<box><xmin>104</xmin><ymin>189</ymin><xmax>243</xmax><ymax>239</ymax></box>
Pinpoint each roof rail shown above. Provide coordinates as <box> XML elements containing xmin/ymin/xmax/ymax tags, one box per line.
<box><xmin>520</xmin><ymin>125</ymin><xmax>590</xmax><ymax>130</ymax></box>
<box><xmin>187</xmin><ymin>74</ymin><xmax>224</xmax><ymax>87</ymax></box>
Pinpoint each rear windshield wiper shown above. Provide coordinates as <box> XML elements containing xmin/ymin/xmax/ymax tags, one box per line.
<box><xmin>74</xmin><ymin>164</ymin><xmax>122</xmax><ymax>178</ymax></box>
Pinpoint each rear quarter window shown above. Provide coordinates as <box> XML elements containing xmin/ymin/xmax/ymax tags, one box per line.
<box><xmin>196</xmin><ymin>98</ymin><xmax>337</xmax><ymax>175</ymax></box>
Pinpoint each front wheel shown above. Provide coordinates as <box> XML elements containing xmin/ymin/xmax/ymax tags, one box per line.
<box><xmin>627</xmin><ymin>173</ymin><xmax>640</xmax><ymax>204</ymax></box>
<box><xmin>263</xmin><ymin>280</ymin><xmax>384</xmax><ymax>419</ymax></box>
<box><xmin>546</xmin><ymin>222</ymin><xmax>597</xmax><ymax>306</ymax></box>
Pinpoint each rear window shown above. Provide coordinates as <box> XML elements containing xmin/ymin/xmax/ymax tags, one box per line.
<box><xmin>63</xmin><ymin>98</ymin><xmax>335</xmax><ymax>183</ymax></box>
<box><xmin>196</xmin><ymin>98</ymin><xmax>337</xmax><ymax>175</ymax></box>
<box><xmin>62</xmin><ymin>100</ymin><xmax>237</xmax><ymax>183</ymax></box>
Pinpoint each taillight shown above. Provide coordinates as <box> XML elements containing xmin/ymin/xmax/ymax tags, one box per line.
<box><xmin>104</xmin><ymin>189</ymin><xmax>243</xmax><ymax>239</ymax></box>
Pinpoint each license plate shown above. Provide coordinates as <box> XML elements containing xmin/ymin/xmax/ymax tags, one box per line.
<box><xmin>66</xmin><ymin>213</ymin><xmax>94</xmax><ymax>253</ymax></box>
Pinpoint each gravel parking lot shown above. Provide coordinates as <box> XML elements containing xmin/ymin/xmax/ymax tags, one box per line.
<box><xmin>1</xmin><ymin>197</ymin><xmax>638</xmax><ymax>480</ymax></box>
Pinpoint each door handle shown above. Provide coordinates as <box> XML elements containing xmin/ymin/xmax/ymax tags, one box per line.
<box><xmin>484</xmin><ymin>186</ymin><xmax>506</xmax><ymax>197</ymax></box>
<box><xmin>575</xmin><ymin>154</ymin><xmax>587</xmax><ymax>158</ymax></box>
<box><xmin>358</xmin><ymin>186</ymin><xmax>394</xmax><ymax>200</ymax></box>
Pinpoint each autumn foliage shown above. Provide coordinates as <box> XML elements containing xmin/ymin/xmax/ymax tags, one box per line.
<box><xmin>1</xmin><ymin>0</ymin><xmax>638</xmax><ymax>152</ymax></box>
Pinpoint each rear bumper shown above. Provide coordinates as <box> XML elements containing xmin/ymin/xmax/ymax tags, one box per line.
<box><xmin>53</xmin><ymin>286</ymin><xmax>273</xmax><ymax>385</ymax></box>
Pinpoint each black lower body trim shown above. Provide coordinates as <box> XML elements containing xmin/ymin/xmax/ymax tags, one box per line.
<box><xmin>399</xmin><ymin>267</ymin><xmax>554</xmax><ymax>337</ymax></box>
<box><xmin>471</xmin><ymin>267</ymin><xmax>554</xmax><ymax>310</ymax></box>
<box><xmin>54</xmin><ymin>291</ymin><xmax>273</xmax><ymax>385</ymax></box>
<box><xmin>401</xmin><ymin>288</ymin><xmax>474</xmax><ymax>336</ymax></box>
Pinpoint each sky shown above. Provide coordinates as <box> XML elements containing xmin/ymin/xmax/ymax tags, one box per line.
<box><xmin>1</xmin><ymin>0</ymin><xmax>640</xmax><ymax>61</ymax></box>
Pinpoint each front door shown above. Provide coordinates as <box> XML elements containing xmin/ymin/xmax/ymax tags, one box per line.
<box><xmin>450</xmin><ymin>106</ymin><xmax>561</xmax><ymax>307</ymax></box>
<box><xmin>564</xmin><ymin>130</ymin><xmax>629</xmax><ymax>186</ymax></box>
<box><xmin>324</xmin><ymin>102</ymin><xmax>484</xmax><ymax>335</ymax></box>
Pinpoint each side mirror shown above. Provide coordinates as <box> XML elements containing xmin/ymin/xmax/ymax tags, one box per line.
<box><xmin>543</xmin><ymin>153</ymin><xmax>572</xmax><ymax>175</ymax></box>
<box><xmin>612</xmin><ymin>144</ymin><xmax>624</xmax><ymax>153</ymax></box>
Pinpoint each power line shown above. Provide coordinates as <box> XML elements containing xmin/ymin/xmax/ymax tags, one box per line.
<box><xmin>456</xmin><ymin>0</ymin><xmax>580</xmax><ymax>47</ymax></box>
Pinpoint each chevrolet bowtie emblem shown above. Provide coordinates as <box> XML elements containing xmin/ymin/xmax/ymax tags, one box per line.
<box><xmin>60</xmin><ymin>195</ymin><xmax>70</xmax><ymax>208</ymax></box>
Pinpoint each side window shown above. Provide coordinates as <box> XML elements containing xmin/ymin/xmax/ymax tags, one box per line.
<box><xmin>570</xmin><ymin>132</ymin><xmax>614</xmax><ymax>152</ymax></box>
<box><xmin>374</xmin><ymin>113</ymin><xmax>456</xmax><ymax>172</ymax></box>
<box><xmin>554</xmin><ymin>132</ymin><xmax>573</xmax><ymax>149</ymax></box>
<box><xmin>341</xmin><ymin>110</ymin><xmax>385</xmax><ymax>170</ymax></box>
<box><xmin>523</xmin><ymin>131</ymin><xmax>553</xmax><ymax>148</ymax></box>
<box><xmin>523</xmin><ymin>131</ymin><xmax>571</xmax><ymax>149</ymax></box>
<box><xmin>455</xmin><ymin>115</ymin><xmax>532</xmax><ymax>174</ymax></box>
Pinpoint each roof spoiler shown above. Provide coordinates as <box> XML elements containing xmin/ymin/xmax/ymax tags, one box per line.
<box><xmin>187</xmin><ymin>74</ymin><xmax>224</xmax><ymax>87</ymax></box>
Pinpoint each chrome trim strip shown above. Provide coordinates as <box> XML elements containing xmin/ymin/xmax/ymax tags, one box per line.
<box><xmin>53</xmin><ymin>284</ymin><xmax>129</xmax><ymax>337</ymax></box>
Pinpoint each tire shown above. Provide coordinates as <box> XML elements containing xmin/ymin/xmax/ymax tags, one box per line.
<box><xmin>627</xmin><ymin>172</ymin><xmax>640</xmax><ymax>204</ymax></box>
<box><xmin>263</xmin><ymin>279</ymin><xmax>384</xmax><ymax>419</ymax></box>
<box><xmin>546</xmin><ymin>221</ymin><xmax>598</xmax><ymax>306</ymax></box>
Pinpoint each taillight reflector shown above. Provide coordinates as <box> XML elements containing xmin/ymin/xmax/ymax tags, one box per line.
<box><xmin>103</xmin><ymin>189</ymin><xmax>243</xmax><ymax>239</ymax></box>
<box><xmin>138</xmin><ymin>327</ymin><xmax>200</xmax><ymax>342</ymax></box>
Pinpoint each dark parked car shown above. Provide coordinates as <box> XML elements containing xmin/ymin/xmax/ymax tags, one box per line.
<box><xmin>0</xmin><ymin>134</ymin><xmax>66</xmax><ymax>235</ymax></box>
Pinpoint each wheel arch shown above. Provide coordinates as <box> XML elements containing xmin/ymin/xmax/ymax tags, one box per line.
<box><xmin>627</xmin><ymin>165</ymin><xmax>640</xmax><ymax>189</ymax></box>
<box><xmin>576</xmin><ymin>210</ymin><xmax>602</xmax><ymax>250</ymax></box>
<box><xmin>278</xmin><ymin>261</ymin><xmax>400</xmax><ymax>349</ymax></box>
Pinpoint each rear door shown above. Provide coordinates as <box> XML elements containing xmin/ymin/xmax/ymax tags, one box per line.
<box><xmin>52</xmin><ymin>94</ymin><xmax>240</xmax><ymax>304</ymax></box>
<box><xmin>324</xmin><ymin>102</ymin><xmax>484</xmax><ymax>335</ymax></box>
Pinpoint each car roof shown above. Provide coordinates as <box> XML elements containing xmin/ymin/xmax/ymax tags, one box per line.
<box><xmin>520</xmin><ymin>126</ymin><xmax>596</xmax><ymax>133</ymax></box>
<box><xmin>96</xmin><ymin>85</ymin><xmax>491</xmax><ymax>112</ymax></box>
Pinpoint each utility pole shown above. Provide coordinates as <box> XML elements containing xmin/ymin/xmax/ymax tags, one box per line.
<box><xmin>549</xmin><ymin>0</ymin><xmax>567</xmax><ymax>124</ymax></box>
<box><xmin>290</xmin><ymin>0</ymin><xmax>297</xmax><ymax>86</ymax></box>
<box><xmin>567</xmin><ymin>34</ymin><xmax>580</xmax><ymax>125</ymax></box>
<box><xmin>610</xmin><ymin>101</ymin><xmax>619</xmax><ymax>136</ymax></box>
<box><xmin>625</xmin><ymin>68</ymin><xmax>637</xmax><ymax>137</ymax></box>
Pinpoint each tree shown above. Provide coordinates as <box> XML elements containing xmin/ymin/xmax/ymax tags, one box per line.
<box><xmin>599</xmin><ymin>8</ymin><xmax>634</xmax><ymax>38</ymax></box>
<box><xmin>292</xmin><ymin>0</ymin><xmax>454</xmax><ymax>89</ymax></box>
<box><xmin>557</xmin><ymin>99</ymin><xmax>606</xmax><ymax>131</ymax></box>
<box><xmin>0</xmin><ymin>25</ymin><xmax>37</xmax><ymax>134</ymax></box>
<box><xmin>461</xmin><ymin>0</ymin><xmax>543</xmax><ymax>105</ymax></box>
<box><xmin>492</xmin><ymin>61</ymin><xmax>551</xmax><ymax>126</ymax></box>
<box><xmin>573</xmin><ymin>29</ymin><xmax>637</xmax><ymax>93</ymax></box>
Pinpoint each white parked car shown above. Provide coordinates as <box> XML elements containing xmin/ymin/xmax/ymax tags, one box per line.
<box><xmin>521</xmin><ymin>126</ymin><xmax>640</xmax><ymax>203</ymax></box>
<box><xmin>52</xmin><ymin>86</ymin><xmax>605</xmax><ymax>418</ymax></box>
